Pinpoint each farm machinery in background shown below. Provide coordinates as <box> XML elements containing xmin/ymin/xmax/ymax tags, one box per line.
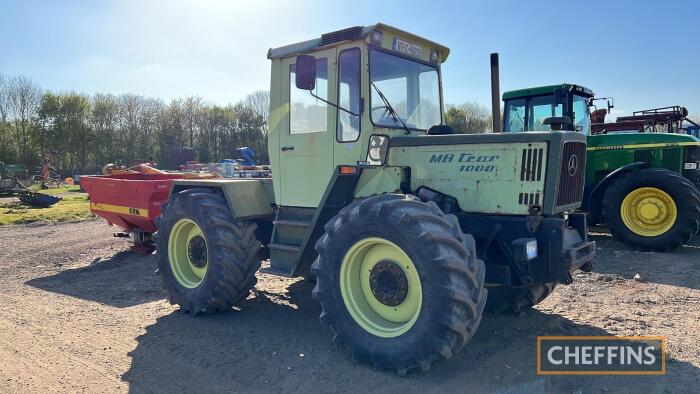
<box><xmin>81</xmin><ymin>147</ymin><xmax>270</xmax><ymax>253</ymax></box>
<box><xmin>501</xmin><ymin>83</ymin><xmax>700</xmax><ymax>251</ymax></box>
<box><xmin>590</xmin><ymin>105</ymin><xmax>700</xmax><ymax>135</ymax></box>
<box><xmin>179</xmin><ymin>147</ymin><xmax>271</xmax><ymax>178</ymax></box>
<box><xmin>1</xmin><ymin>161</ymin><xmax>61</xmax><ymax>207</ymax></box>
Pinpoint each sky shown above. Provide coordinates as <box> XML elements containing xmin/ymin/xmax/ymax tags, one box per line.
<box><xmin>1</xmin><ymin>0</ymin><xmax>699</xmax><ymax>118</ymax></box>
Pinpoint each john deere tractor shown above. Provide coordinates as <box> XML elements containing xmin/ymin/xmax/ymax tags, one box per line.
<box><xmin>155</xmin><ymin>25</ymin><xmax>595</xmax><ymax>373</ymax></box>
<box><xmin>502</xmin><ymin>84</ymin><xmax>700</xmax><ymax>251</ymax></box>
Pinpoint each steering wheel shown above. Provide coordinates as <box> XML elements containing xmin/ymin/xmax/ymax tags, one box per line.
<box><xmin>371</xmin><ymin>105</ymin><xmax>391</xmax><ymax>118</ymax></box>
<box><xmin>372</xmin><ymin>105</ymin><xmax>401</xmax><ymax>126</ymax></box>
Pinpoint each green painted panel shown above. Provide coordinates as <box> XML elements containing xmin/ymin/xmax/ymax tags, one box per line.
<box><xmin>171</xmin><ymin>179</ymin><xmax>274</xmax><ymax>219</ymax></box>
<box><xmin>388</xmin><ymin>142</ymin><xmax>548</xmax><ymax>215</ymax></box>
<box><xmin>502</xmin><ymin>84</ymin><xmax>593</xmax><ymax>100</ymax></box>
<box><xmin>354</xmin><ymin>167</ymin><xmax>404</xmax><ymax>198</ymax></box>
<box><xmin>585</xmin><ymin>133</ymin><xmax>700</xmax><ymax>187</ymax></box>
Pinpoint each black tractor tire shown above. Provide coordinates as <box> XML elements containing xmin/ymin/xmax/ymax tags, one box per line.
<box><xmin>485</xmin><ymin>283</ymin><xmax>557</xmax><ymax>313</ymax></box>
<box><xmin>156</xmin><ymin>188</ymin><xmax>261</xmax><ymax>314</ymax></box>
<box><xmin>602</xmin><ymin>168</ymin><xmax>700</xmax><ymax>252</ymax></box>
<box><xmin>312</xmin><ymin>194</ymin><xmax>486</xmax><ymax>374</ymax></box>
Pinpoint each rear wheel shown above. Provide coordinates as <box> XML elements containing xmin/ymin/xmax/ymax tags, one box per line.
<box><xmin>602</xmin><ymin>169</ymin><xmax>700</xmax><ymax>251</ymax></box>
<box><xmin>312</xmin><ymin>194</ymin><xmax>486</xmax><ymax>374</ymax></box>
<box><xmin>156</xmin><ymin>188</ymin><xmax>261</xmax><ymax>314</ymax></box>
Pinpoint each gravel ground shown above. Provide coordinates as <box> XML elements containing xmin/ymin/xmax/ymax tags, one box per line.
<box><xmin>0</xmin><ymin>220</ymin><xmax>698</xmax><ymax>393</ymax></box>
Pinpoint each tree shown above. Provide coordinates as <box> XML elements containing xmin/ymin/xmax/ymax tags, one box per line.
<box><xmin>243</xmin><ymin>90</ymin><xmax>270</xmax><ymax>132</ymax></box>
<box><xmin>445</xmin><ymin>102</ymin><xmax>493</xmax><ymax>133</ymax></box>
<box><xmin>5</xmin><ymin>75</ymin><xmax>42</xmax><ymax>166</ymax></box>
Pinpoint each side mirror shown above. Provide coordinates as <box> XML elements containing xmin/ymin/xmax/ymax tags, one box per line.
<box><xmin>543</xmin><ymin>116</ymin><xmax>573</xmax><ymax>131</ymax></box>
<box><xmin>295</xmin><ymin>55</ymin><xmax>317</xmax><ymax>90</ymax></box>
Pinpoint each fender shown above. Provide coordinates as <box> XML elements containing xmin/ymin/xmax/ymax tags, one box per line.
<box><xmin>584</xmin><ymin>161</ymin><xmax>651</xmax><ymax>221</ymax></box>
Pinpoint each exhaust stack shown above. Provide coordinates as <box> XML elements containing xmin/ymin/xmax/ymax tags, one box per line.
<box><xmin>490</xmin><ymin>53</ymin><xmax>501</xmax><ymax>133</ymax></box>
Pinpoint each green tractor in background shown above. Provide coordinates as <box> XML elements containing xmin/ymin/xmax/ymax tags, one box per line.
<box><xmin>502</xmin><ymin>84</ymin><xmax>700</xmax><ymax>251</ymax></box>
<box><xmin>155</xmin><ymin>25</ymin><xmax>595</xmax><ymax>374</ymax></box>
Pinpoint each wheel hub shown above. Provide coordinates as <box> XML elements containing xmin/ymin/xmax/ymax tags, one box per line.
<box><xmin>187</xmin><ymin>235</ymin><xmax>207</xmax><ymax>268</ymax></box>
<box><xmin>369</xmin><ymin>260</ymin><xmax>408</xmax><ymax>306</ymax></box>
<box><xmin>638</xmin><ymin>201</ymin><xmax>661</xmax><ymax>221</ymax></box>
<box><xmin>620</xmin><ymin>187</ymin><xmax>678</xmax><ymax>237</ymax></box>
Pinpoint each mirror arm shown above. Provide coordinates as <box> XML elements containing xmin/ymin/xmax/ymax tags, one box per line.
<box><xmin>308</xmin><ymin>90</ymin><xmax>360</xmax><ymax>117</ymax></box>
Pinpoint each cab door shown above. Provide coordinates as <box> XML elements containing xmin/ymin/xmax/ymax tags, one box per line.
<box><xmin>279</xmin><ymin>48</ymin><xmax>336</xmax><ymax>207</ymax></box>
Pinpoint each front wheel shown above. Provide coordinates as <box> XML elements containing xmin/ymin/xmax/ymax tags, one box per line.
<box><xmin>312</xmin><ymin>194</ymin><xmax>486</xmax><ymax>374</ymax></box>
<box><xmin>602</xmin><ymin>169</ymin><xmax>700</xmax><ymax>251</ymax></box>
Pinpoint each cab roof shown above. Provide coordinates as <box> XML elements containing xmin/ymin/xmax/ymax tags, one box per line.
<box><xmin>267</xmin><ymin>23</ymin><xmax>450</xmax><ymax>62</ymax></box>
<box><xmin>502</xmin><ymin>84</ymin><xmax>594</xmax><ymax>100</ymax></box>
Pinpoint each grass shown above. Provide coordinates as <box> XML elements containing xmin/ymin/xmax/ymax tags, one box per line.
<box><xmin>27</xmin><ymin>184</ymin><xmax>83</xmax><ymax>194</ymax></box>
<box><xmin>0</xmin><ymin>195</ymin><xmax>93</xmax><ymax>225</ymax></box>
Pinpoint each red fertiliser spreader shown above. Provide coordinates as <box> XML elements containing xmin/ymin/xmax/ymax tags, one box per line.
<box><xmin>81</xmin><ymin>173</ymin><xmax>184</xmax><ymax>253</ymax></box>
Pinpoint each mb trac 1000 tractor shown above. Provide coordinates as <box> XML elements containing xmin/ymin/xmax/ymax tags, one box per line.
<box><xmin>156</xmin><ymin>25</ymin><xmax>595</xmax><ymax>374</ymax></box>
<box><xmin>502</xmin><ymin>84</ymin><xmax>700</xmax><ymax>251</ymax></box>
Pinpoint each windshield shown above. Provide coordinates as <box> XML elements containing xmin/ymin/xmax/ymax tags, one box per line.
<box><xmin>503</xmin><ymin>93</ymin><xmax>591</xmax><ymax>134</ymax></box>
<box><xmin>369</xmin><ymin>49</ymin><xmax>441</xmax><ymax>130</ymax></box>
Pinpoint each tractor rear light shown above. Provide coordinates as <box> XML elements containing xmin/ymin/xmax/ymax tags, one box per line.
<box><xmin>684</xmin><ymin>162</ymin><xmax>698</xmax><ymax>170</ymax></box>
<box><xmin>339</xmin><ymin>166</ymin><xmax>357</xmax><ymax>174</ymax></box>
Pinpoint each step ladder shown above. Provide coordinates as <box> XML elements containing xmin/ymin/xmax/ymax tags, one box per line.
<box><xmin>262</xmin><ymin>207</ymin><xmax>315</xmax><ymax>276</ymax></box>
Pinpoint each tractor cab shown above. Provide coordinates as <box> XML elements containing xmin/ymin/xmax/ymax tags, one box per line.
<box><xmin>267</xmin><ymin>24</ymin><xmax>448</xmax><ymax>207</ymax></box>
<box><xmin>502</xmin><ymin>84</ymin><xmax>594</xmax><ymax>134</ymax></box>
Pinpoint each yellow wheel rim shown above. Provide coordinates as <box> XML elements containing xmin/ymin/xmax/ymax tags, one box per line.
<box><xmin>168</xmin><ymin>218</ymin><xmax>208</xmax><ymax>288</ymax></box>
<box><xmin>620</xmin><ymin>187</ymin><xmax>677</xmax><ymax>237</ymax></box>
<box><xmin>339</xmin><ymin>237</ymin><xmax>422</xmax><ymax>338</ymax></box>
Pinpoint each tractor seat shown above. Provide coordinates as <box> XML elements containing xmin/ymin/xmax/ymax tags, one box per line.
<box><xmin>427</xmin><ymin>124</ymin><xmax>454</xmax><ymax>135</ymax></box>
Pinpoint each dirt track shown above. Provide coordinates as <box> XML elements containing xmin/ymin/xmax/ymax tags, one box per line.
<box><xmin>0</xmin><ymin>220</ymin><xmax>698</xmax><ymax>393</ymax></box>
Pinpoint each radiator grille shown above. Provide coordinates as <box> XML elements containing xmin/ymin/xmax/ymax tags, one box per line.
<box><xmin>518</xmin><ymin>192</ymin><xmax>541</xmax><ymax>206</ymax></box>
<box><xmin>661</xmin><ymin>148</ymin><xmax>682</xmax><ymax>170</ymax></box>
<box><xmin>557</xmin><ymin>142</ymin><xmax>586</xmax><ymax>206</ymax></box>
<box><xmin>634</xmin><ymin>149</ymin><xmax>653</xmax><ymax>163</ymax></box>
<box><xmin>520</xmin><ymin>147</ymin><xmax>544</xmax><ymax>181</ymax></box>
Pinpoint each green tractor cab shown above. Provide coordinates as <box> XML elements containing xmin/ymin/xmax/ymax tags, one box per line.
<box><xmin>155</xmin><ymin>25</ymin><xmax>595</xmax><ymax>374</ymax></box>
<box><xmin>502</xmin><ymin>84</ymin><xmax>700</xmax><ymax>251</ymax></box>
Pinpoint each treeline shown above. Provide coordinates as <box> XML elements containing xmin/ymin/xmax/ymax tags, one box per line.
<box><xmin>0</xmin><ymin>73</ymin><xmax>270</xmax><ymax>176</ymax></box>
<box><xmin>0</xmin><ymin>72</ymin><xmax>494</xmax><ymax>176</ymax></box>
<box><xmin>445</xmin><ymin>102</ymin><xmax>493</xmax><ymax>133</ymax></box>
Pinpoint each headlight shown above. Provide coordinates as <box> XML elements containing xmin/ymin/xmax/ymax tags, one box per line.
<box><xmin>366</xmin><ymin>134</ymin><xmax>389</xmax><ymax>165</ymax></box>
<box><xmin>512</xmin><ymin>238</ymin><xmax>538</xmax><ymax>262</ymax></box>
<box><xmin>684</xmin><ymin>162</ymin><xmax>699</xmax><ymax>170</ymax></box>
<box><xmin>430</xmin><ymin>50</ymin><xmax>440</xmax><ymax>63</ymax></box>
<box><xmin>370</xmin><ymin>30</ymin><xmax>383</xmax><ymax>46</ymax></box>
<box><xmin>526</xmin><ymin>240</ymin><xmax>538</xmax><ymax>260</ymax></box>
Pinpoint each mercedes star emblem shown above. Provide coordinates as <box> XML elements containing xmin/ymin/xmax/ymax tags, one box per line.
<box><xmin>568</xmin><ymin>154</ymin><xmax>578</xmax><ymax>176</ymax></box>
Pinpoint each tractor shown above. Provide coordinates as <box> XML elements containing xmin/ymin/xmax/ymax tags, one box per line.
<box><xmin>155</xmin><ymin>25</ymin><xmax>595</xmax><ymax>374</ymax></box>
<box><xmin>502</xmin><ymin>84</ymin><xmax>700</xmax><ymax>251</ymax></box>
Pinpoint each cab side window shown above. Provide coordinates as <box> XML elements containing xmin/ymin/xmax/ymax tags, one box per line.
<box><xmin>337</xmin><ymin>49</ymin><xmax>361</xmax><ymax>142</ymax></box>
<box><xmin>290</xmin><ymin>58</ymin><xmax>328</xmax><ymax>134</ymax></box>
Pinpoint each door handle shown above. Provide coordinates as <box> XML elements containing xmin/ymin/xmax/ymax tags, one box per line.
<box><xmin>281</xmin><ymin>145</ymin><xmax>294</xmax><ymax>151</ymax></box>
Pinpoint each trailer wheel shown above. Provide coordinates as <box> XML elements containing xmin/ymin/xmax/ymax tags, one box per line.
<box><xmin>602</xmin><ymin>168</ymin><xmax>700</xmax><ymax>251</ymax></box>
<box><xmin>312</xmin><ymin>194</ymin><xmax>486</xmax><ymax>374</ymax></box>
<box><xmin>485</xmin><ymin>283</ymin><xmax>557</xmax><ymax>313</ymax></box>
<box><xmin>156</xmin><ymin>188</ymin><xmax>261</xmax><ymax>314</ymax></box>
